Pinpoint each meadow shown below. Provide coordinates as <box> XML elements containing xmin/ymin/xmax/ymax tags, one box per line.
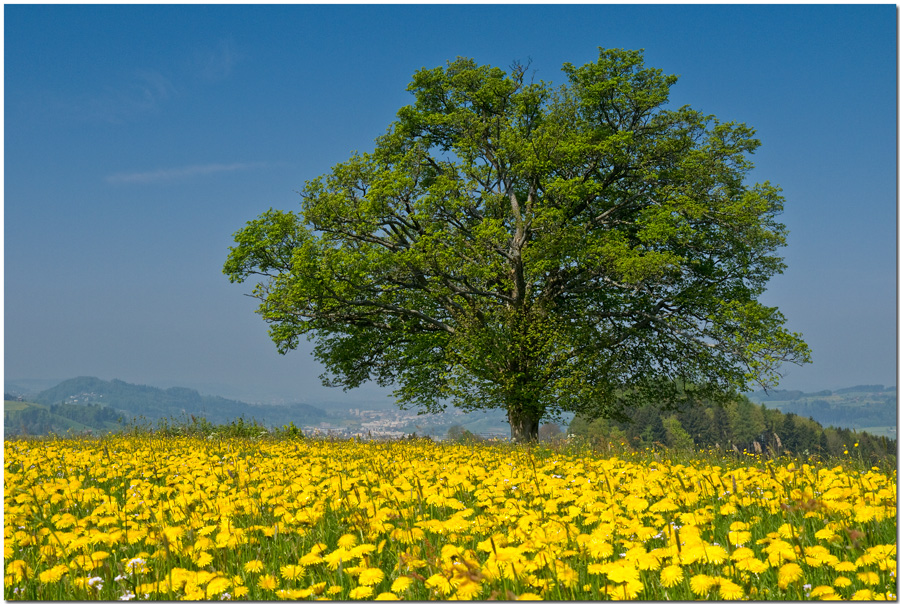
<box><xmin>4</xmin><ymin>430</ymin><xmax>896</xmax><ymax>600</ymax></box>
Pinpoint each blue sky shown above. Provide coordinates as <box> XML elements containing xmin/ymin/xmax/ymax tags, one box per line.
<box><xmin>5</xmin><ymin>5</ymin><xmax>897</xmax><ymax>405</ymax></box>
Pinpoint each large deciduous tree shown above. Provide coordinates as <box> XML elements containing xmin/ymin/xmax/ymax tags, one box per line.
<box><xmin>224</xmin><ymin>48</ymin><xmax>810</xmax><ymax>442</ymax></box>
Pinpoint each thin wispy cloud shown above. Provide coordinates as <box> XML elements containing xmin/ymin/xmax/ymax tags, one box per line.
<box><xmin>193</xmin><ymin>40</ymin><xmax>240</xmax><ymax>83</ymax></box>
<box><xmin>68</xmin><ymin>69</ymin><xmax>177</xmax><ymax>124</ymax></box>
<box><xmin>106</xmin><ymin>161</ymin><xmax>268</xmax><ymax>184</ymax></box>
<box><xmin>45</xmin><ymin>42</ymin><xmax>237</xmax><ymax>124</ymax></box>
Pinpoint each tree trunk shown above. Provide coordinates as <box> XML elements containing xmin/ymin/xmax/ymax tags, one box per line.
<box><xmin>503</xmin><ymin>328</ymin><xmax>542</xmax><ymax>442</ymax></box>
<box><xmin>508</xmin><ymin>406</ymin><xmax>540</xmax><ymax>443</ymax></box>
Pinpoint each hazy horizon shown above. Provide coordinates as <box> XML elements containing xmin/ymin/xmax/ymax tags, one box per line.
<box><xmin>5</xmin><ymin>6</ymin><xmax>897</xmax><ymax>406</ymax></box>
<box><xmin>5</xmin><ymin>374</ymin><xmax>898</xmax><ymax>409</ymax></box>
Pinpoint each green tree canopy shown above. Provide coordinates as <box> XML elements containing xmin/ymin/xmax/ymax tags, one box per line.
<box><xmin>224</xmin><ymin>48</ymin><xmax>810</xmax><ymax>442</ymax></box>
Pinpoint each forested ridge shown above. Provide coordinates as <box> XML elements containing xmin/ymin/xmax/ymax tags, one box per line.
<box><xmin>7</xmin><ymin>378</ymin><xmax>896</xmax><ymax>468</ymax></box>
<box><xmin>3</xmin><ymin>401</ymin><xmax>126</xmax><ymax>436</ymax></box>
<box><xmin>568</xmin><ymin>394</ymin><xmax>896</xmax><ymax>466</ymax></box>
<box><xmin>745</xmin><ymin>385</ymin><xmax>896</xmax><ymax>431</ymax></box>
<box><xmin>5</xmin><ymin>377</ymin><xmax>328</xmax><ymax>436</ymax></box>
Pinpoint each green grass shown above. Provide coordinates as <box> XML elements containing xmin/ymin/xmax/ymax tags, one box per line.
<box><xmin>4</xmin><ymin>426</ymin><xmax>897</xmax><ymax>601</ymax></box>
<box><xmin>3</xmin><ymin>400</ymin><xmax>47</xmax><ymax>412</ymax></box>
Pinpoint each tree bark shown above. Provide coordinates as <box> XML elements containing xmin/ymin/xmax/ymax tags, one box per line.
<box><xmin>508</xmin><ymin>406</ymin><xmax>540</xmax><ymax>443</ymax></box>
<box><xmin>504</xmin><ymin>334</ymin><xmax>542</xmax><ymax>442</ymax></box>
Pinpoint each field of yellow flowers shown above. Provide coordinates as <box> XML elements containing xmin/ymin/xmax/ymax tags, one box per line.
<box><xmin>4</xmin><ymin>433</ymin><xmax>897</xmax><ymax>600</ymax></box>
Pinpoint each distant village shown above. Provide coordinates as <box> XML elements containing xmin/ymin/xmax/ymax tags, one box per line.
<box><xmin>4</xmin><ymin>377</ymin><xmax>521</xmax><ymax>440</ymax></box>
<box><xmin>299</xmin><ymin>406</ymin><xmax>511</xmax><ymax>441</ymax></box>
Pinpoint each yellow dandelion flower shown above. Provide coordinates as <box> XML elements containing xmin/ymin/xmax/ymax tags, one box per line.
<box><xmin>765</xmin><ymin>539</ymin><xmax>797</xmax><ymax>565</ymax></box>
<box><xmin>810</xmin><ymin>586</ymin><xmax>837</xmax><ymax>598</ymax></box>
<box><xmin>586</xmin><ymin>541</ymin><xmax>614</xmax><ymax>560</ymax></box>
<box><xmin>851</xmin><ymin>589</ymin><xmax>875</xmax><ymax>600</ymax></box>
<box><xmin>337</xmin><ymin>534</ymin><xmax>358</xmax><ymax>549</ymax></box>
<box><xmin>649</xmin><ymin>498</ymin><xmax>679</xmax><ymax>513</ymax></box>
<box><xmin>344</xmin><ymin>565</ymin><xmax>363</xmax><ymax>577</ymax></box>
<box><xmin>516</xmin><ymin>593</ymin><xmax>543</xmax><ymax>600</ymax></box>
<box><xmin>374</xmin><ymin>592</ymin><xmax>400</xmax><ymax>600</ymax></box>
<box><xmin>689</xmin><ymin>574</ymin><xmax>716</xmax><ymax>596</ymax></box>
<box><xmin>858</xmin><ymin>571</ymin><xmax>881</xmax><ymax>586</ymax></box>
<box><xmin>613</xmin><ymin>581</ymin><xmax>644</xmax><ymax>599</ymax></box>
<box><xmin>327</xmin><ymin>585</ymin><xmax>344</xmax><ymax>595</ymax></box>
<box><xmin>194</xmin><ymin>551</ymin><xmax>214</xmax><ymax>567</ymax></box>
<box><xmin>776</xmin><ymin>523</ymin><xmax>795</xmax><ymax>539</ymax></box>
<box><xmin>276</xmin><ymin>588</ymin><xmax>312</xmax><ymax>599</ymax></box>
<box><xmin>323</xmin><ymin>547</ymin><xmax>350</xmax><ymax>570</ymax></box>
<box><xmin>704</xmin><ymin>545</ymin><xmax>729</xmax><ymax>564</ymax></box>
<box><xmin>717</xmin><ymin>578</ymin><xmax>744</xmax><ymax>600</ymax></box>
<box><xmin>349</xmin><ymin>585</ymin><xmax>374</xmax><ymax>599</ymax></box>
<box><xmin>442</xmin><ymin>515</ymin><xmax>470</xmax><ymax>532</ymax></box>
<box><xmin>441</xmin><ymin>544</ymin><xmax>464</xmax><ymax>561</ymax></box>
<box><xmin>867</xmin><ymin>545</ymin><xmax>895</xmax><ymax>561</ymax></box>
<box><xmin>391</xmin><ymin>576</ymin><xmax>413</xmax><ymax>593</ymax></box>
<box><xmin>659</xmin><ymin>565</ymin><xmax>683</xmax><ymax>588</ymax></box>
<box><xmin>605</xmin><ymin>563</ymin><xmax>640</xmax><ymax>584</ymax></box>
<box><xmin>349</xmin><ymin>543</ymin><xmax>377</xmax><ymax>559</ymax></box>
<box><xmin>587</xmin><ymin>563</ymin><xmax>605</xmax><ymax>575</ymax></box>
<box><xmin>280</xmin><ymin>564</ymin><xmax>304</xmax><ymax>580</ymax></box>
<box><xmin>38</xmin><ymin>564</ymin><xmax>69</xmax><ymax>584</ymax></box>
<box><xmin>778</xmin><ymin>562</ymin><xmax>803</xmax><ymax>589</ymax></box>
<box><xmin>233</xmin><ymin>586</ymin><xmax>249</xmax><ymax>598</ymax></box>
<box><xmin>169</xmin><ymin>568</ymin><xmax>195</xmax><ymax>591</ymax></box>
<box><xmin>680</xmin><ymin>544</ymin><xmax>706</xmax><ymax>565</ymax></box>
<box><xmin>392</xmin><ymin>526</ymin><xmax>425</xmax><ymax>544</ymax></box>
<box><xmin>456</xmin><ymin>579</ymin><xmax>483</xmax><ymax>599</ymax></box>
<box><xmin>5</xmin><ymin>565</ymin><xmax>25</xmax><ymax>586</ymax></box>
<box><xmin>834</xmin><ymin>576</ymin><xmax>853</xmax><ymax>588</ymax></box>
<box><xmin>719</xmin><ymin>502</ymin><xmax>738</xmax><ymax>515</ymax></box>
<box><xmin>834</xmin><ymin>561</ymin><xmax>858</xmax><ymax>572</ymax></box>
<box><xmin>244</xmin><ymin>559</ymin><xmax>264</xmax><ymax>573</ymax></box>
<box><xmin>358</xmin><ymin>568</ymin><xmax>385</xmax><ymax>586</ymax></box>
<box><xmin>206</xmin><ymin>577</ymin><xmax>231</xmax><ymax>597</ymax></box>
<box><xmin>425</xmin><ymin>573</ymin><xmax>452</xmax><ymax>595</ymax></box>
<box><xmin>554</xmin><ymin>561</ymin><xmax>579</xmax><ymax>587</ymax></box>
<box><xmin>745</xmin><ymin>557</ymin><xmax>771</xmax><ymax>574</ymax></box>
<box><xmin>636</xmin><ymin>552</ymin><xmax>661</xmax><ymax>571</ymax></box>
<box><xmin>622</xmin><ymin>495</ymin><xmax>648</xmax><ymax>513</ymax></box>
<box><xmin>728</xmin><ymin>531</ymin><xmax>752</xmax><ymax>546</ymax></box>
<box><xmin>299</xmin><ymin>552</ymin><xmax>324</xmax><ymax>566</ymax></box>
<box><xmin>257</xmin><ymin>574</ymin><xmax>278</xmax><ymax>591</ymax></box>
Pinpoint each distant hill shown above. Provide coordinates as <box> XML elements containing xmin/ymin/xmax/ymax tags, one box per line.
<box><xmin>745</xmin><ymin>385</ymin><xmax>897</xmax><ymax>437</ymax></box>
<box><xmin>4</xmin><ymin>399</ymin><xmax>126</xmax><ymax>437</ymax></box>
<box><xmin>28</xmin><ymin>377</ymin><xmax>329</xmax><ymax>430</ymax></box>
<box><xmin>4</xmin><ymin>378</ymin><xmax>66</xmax><ymax>399</ymax></box>
<box><xmin>570</xmin><ymin>392</ymin><xmax>897</xmax><ymax>466</ymax></box>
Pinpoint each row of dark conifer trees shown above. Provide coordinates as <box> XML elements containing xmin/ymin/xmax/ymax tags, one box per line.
<box><xmin>567</xmin><ymin>397</ymin><xmax>896</xmax><ymax>466</ymax></box>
